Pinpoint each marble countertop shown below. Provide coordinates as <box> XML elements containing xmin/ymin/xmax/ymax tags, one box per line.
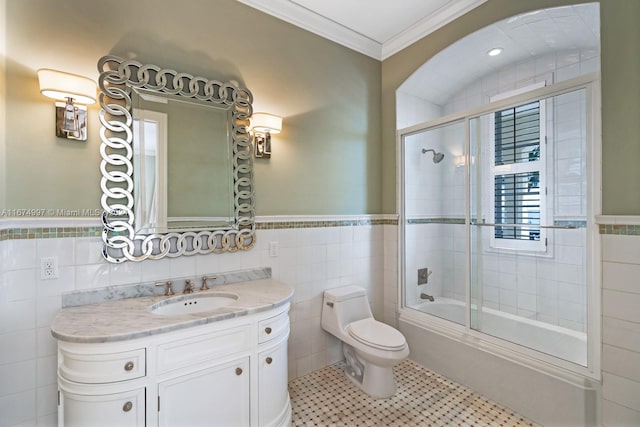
<box><xmin>51</xmin><ymin>279</ymin><xmax>293</xmax><ymax>344</ymax></box>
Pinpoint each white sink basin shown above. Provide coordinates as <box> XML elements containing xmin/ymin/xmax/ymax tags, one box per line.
<box><xmin>150</xmin><ymin>292</ymin><xmax>239</xmax><ymax>315</ymax></box>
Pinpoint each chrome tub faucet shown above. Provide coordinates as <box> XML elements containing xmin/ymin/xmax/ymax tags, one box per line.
<box><xmin>420</xmin><ymin>293</ymin><xmax>434</xmax><ymax>302</ymax></box>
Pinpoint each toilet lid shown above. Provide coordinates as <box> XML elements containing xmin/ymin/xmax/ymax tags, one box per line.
<box><xmin>347</xmin><ymin>319</ymin><xmax>407</xmax><ymax>351</ymax></box>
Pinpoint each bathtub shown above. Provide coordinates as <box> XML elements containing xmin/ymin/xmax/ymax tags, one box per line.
<box><xmin>410</xmin><ymin>297</ymin><xmax>587</xmax><ymax>366</ymax></box>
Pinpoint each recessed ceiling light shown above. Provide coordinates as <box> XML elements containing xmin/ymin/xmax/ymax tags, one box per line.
<box><xmin>488</xmin><ymin>47</ymin><xmax>503</xmax><ymax>57</ymax></box>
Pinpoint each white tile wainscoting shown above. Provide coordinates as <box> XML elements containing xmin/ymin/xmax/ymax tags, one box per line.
<box><xmin>0</xmin><ymin>215</ymin><xmax>397</xmax><ymax>426</ymax></box>
<box><xmin>599</xmin><ymin>216</ymin><xmax>640</xmax><ymax>426</ymax></box>
<box><xmin>2</xmin><ymin>215</ymin><xmax>639</xmax><ymax>426</ymax></box>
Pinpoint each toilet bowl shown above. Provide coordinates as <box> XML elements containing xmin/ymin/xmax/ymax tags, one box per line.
<box><xmin>321</xmin><ymin>286</ymin><xmax>409</xmax><ymax>398</ymax></box>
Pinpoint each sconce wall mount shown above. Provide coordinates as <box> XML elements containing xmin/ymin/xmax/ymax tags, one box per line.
<box><xmin>251</xmin><ymin>112</ymin><xmax>282</xmax><ymax>158</ymax></box>
<box><xmin>38</xmin><ymin>69</ymin><xmax>97</xmax><ymax>141</ymax></box>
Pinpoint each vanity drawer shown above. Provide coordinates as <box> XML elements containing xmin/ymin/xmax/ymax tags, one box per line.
<box><xmin>157</xmin><ymin>325</ymin><xmax>252</xmax><ymax>374</ymax></box>
<box><xmin>258</xmin><ymin>312</ymin><xmax>289</xmax><ymax>343</ymax></box>
<box><xmin>60</xmin><ymin>348</ymin><xmax>146</xmax><ymax>384</ymax></box>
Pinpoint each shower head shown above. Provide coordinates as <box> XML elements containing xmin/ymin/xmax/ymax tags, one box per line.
<box><xmin>421</xmin><ymin>148</ymin><xmax>445</xmax><ymax>163</ymax></box>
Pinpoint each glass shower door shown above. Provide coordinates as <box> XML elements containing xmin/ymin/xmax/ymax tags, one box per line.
<box><xmin>469</xmin><ymin>88</ymin><xmax>589</xmax><ymax>366</ymax></box>
<box><xmin>402</xmin><ymin>120</ymin><xmax>466</xmax><ymax>326</ymax></box>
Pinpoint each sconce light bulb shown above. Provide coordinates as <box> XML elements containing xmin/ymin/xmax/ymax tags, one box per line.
<box><xmin>61</xmin><ymin>98</ymin><xmax>79</xmax><ymax>133</ymax></box>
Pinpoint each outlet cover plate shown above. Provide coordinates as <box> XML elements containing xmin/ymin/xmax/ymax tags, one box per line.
<box><xmin>40</xmin><ymin>256</ymin><xmax>59</xmax><ymax>280</ymax></box>
<box><xmin>269</xmin><ymin>241</ymin><xmax>279</xmax><ymax>257</ymax></box>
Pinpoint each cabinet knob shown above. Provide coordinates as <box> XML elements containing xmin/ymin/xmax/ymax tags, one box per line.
<box><xmin>124</xmin><ymin>361</ymin><xmax>134</xmax><ymax>371</ymax></box>
<box><xmin>122</xmin><ymin>401</ymin><xmax>133</xmax><ymax>412</ymax></box>
<box><xmin>265</xmin><ymin>327</ymin><xmax>272</xmax><ymax>334</ymax></box>
<box><xmin>266</xmin><ymin>357</ymin><xmax>273</xmax><ymax>365</ymax></box>
<box><xmin>235</xmin><ymin>367</ymin><xmax>243</xmax><ymax>376</ymax></box>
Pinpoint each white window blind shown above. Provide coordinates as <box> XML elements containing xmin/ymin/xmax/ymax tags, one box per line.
<box><xmin>490</xmin><ymin>100</ymin><xmax>546</xmax><ymax>251</ymax></box>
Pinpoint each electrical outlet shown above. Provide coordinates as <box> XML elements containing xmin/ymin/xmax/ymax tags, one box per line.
<box><xmin>40</xmin><ymin>256</ymin><xmax>59</xmax><ymax>280</ymax></box>
<box><xmin>269</xmin><ymin>241</ymin><xmax>279</xmax><ymax>257</ymax></box>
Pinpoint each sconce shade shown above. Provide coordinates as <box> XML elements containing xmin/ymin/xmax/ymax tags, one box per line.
<box><xmin>251</xmin><ymin>113</ymin><xmax>282</xmax><ymax>134</ymax></box>
<box><xmin>37</xmin><ymin>69</ymin><xmax>97</xmax><ymax>105</ymax></box>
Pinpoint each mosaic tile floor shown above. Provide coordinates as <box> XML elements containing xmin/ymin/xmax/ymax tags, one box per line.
<box><xmin>289</xmin><ymin>360</ymin><xmax>540</xmax><ymax>427</ymax></box>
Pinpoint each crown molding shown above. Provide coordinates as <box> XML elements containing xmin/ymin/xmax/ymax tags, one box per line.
<box><xmin>238</xmin><ymin>0</ymin><xmax>381</xmax><ymax>59</ymax></box>
<box><xmin>238</xmin><ymin>0</ymin><xmax>486</xmax><ymax>60</ymax></box>
<box><xmin>381</xmin><ymin>0</ymin><xmax>487</xmax><ymax>60</ymax></box>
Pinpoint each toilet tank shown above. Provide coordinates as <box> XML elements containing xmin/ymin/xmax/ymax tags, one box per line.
<box><xmin>322</xmin><ymin>286</ymin><xmax>373</xmax><ymax>333</ymax></box>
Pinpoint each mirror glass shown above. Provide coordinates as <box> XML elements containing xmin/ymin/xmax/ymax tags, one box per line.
<box><xmin>132</xmin><ymin>89</ymin><xmax>234</xmax><ymax>234</ymax></box>
<box><xmin>98</xmin><ymin>55</ymin><xmax>256</xmax><ymax>263</ymax></box>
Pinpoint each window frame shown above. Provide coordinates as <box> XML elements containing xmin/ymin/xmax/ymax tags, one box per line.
<box><xmin>488</xmin><ymin>85</ymin><xmax>548</xmax><ymax>253</ymax></box>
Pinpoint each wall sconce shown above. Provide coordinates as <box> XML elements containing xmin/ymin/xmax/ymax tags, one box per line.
<box><xmin>454</xmin><ymin>155</ymin><xmax>466</xmax><ymax>167</ymax></box>
<box><xmin>37</xmin><ymin>69</ymin><xmax>97</xmax><ymax>141</ymax></box>
<box><xmin>250</xmin><ymin>113</ymin><xmax>282</xmax><ymax>158</ymax></box>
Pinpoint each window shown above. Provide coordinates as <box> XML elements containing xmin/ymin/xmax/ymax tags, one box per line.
<box><xmin>490</xmin><ymin>100</ymin><xmax>546</xmax><ymax>252</ymax></box>
<box><xmin>133</xmin><ymin>109</ymin><xmax>168</xmax><ymax>230</ymax></box>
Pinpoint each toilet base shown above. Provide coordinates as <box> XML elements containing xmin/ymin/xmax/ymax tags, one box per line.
<box><xmin>343</xmin><ymin>344</ymin><xmax>397</xmax><ymax>399</ymax></box>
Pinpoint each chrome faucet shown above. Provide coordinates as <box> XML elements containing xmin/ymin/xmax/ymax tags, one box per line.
<box><xmin>420</xmin><ymin>293</ymin><xmax>435</xmax><ymax>302</ymax></box>
<box><xmin>183</xmin><ymin>279</ymin><xmax>195</xmax><ymax>294</ymax></box>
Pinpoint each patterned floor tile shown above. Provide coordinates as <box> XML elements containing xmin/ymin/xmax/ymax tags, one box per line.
<box><xmin>289</xmin><ymin>360</ymin><xmax>540</xmax><ymax>427</ymax></box>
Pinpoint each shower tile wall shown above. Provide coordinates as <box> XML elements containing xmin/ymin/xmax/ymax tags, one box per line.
<box><xmin>441</xmin><ymin>48</ymin><xmax>600</xmax><ymax>116</ymax></box>
<box><xmin>474</xmin><ymin>90</ymin><xmax>588</xmax><ymax>332</ymax></box>
<box><xmin>404</xmin><ymin>223</ymin><xmax>465</xmax><ymax>309</ymax></box>
<box><xmin>0</xmin><ymin>221</ymin><xmax>386</xmax><ymax>427</ymax></box>
<box><xmin>401</xmin><ymin>119</ymin><xmax>465</xmax><ymax>310</ymax></box>
<box><xmin>396</xmin><ymin>92</ymin><xmax>442</xmax><ymax>129</ymax></box>
<box><xmin>398</xmin><ymin>48</ymin><xmax>595</xmax><ymax>333</ymax></box>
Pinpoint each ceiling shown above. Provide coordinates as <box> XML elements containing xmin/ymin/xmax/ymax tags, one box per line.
<box><xmin>400</xmin><ymin>4</ymin><xmax>600</xmax><ymax>104</ymax></box>
<box><xmin>238</xmin><ymin>1</ymin><xmax>600</xmax><ymax>105</ymax></box>
<box><xmin>238</xmin><ymin>0</ymin><xmax>488</xmax><ymax>60</ymax></box>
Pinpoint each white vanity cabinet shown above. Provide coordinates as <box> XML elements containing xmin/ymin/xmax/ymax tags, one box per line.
<box><xmin>258</xmin><ymin>338</ymin><xmax>290</xmax><ymax>426</ymax></box>
<box><xmin>157</xmin><ymin>357</ymin><xmax>251</xmax><ymax>427</ymax></box>
<box><xmin>59</xmin><ymin>386</ymin><xmax>146</xmax><ymax>427</ymax></box>
<box><xmin>56</xmin><ymin>303</ymin><xmax>291</xmax><ymax>427</ymax></box>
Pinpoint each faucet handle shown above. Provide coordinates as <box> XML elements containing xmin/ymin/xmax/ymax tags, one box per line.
<box><xmin>201</xmin><ymin>275</ymin><xmax>217</xmax><ymax>291</ymax></box>
<box><xmin>155</xmin><ymin>281</ymin><xmax>174</xmax><ymax>296</ymax></box>
<box><xmin>183</xmin><ymin>279</ymin><xmax>194</xmax><ymax>294</ymax></box>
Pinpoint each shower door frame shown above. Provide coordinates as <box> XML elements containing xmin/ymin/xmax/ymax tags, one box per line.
<box><xmin>397</xmin><ymin>73</ymin><xmax>602</xmax><ymax>382</ymax></box>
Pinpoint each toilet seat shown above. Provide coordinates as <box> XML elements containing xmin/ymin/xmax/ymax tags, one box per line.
<box><xmin>347</xmin><ymin>319</ymin><xmax>406</xmax><ymax>351</ymax></box>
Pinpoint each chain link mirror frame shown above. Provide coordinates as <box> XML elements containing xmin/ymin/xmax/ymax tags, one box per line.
<box><xmin>98</xmin><ymin>55</ymin><xmax>256</xmax><ymax>263</ymax></box>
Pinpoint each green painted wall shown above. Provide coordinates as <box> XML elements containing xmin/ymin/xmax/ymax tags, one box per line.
<box><xmin>2</xmin><ymin>0</ymin><xmax>381</xmax><ymax>216</ymax></box>
<box><xmin>382</xmin><ymin>0</ymin><xmax>640</xmax><ymax>215</ymax></box>
<box><xmin>600</xmin><ymin>0</ymin><xmax>640</xmax><ymax>215</ymax></box>
<box><xmin>4</xmin><ymin>0</ymin><xmax>638</xmax><ymax>217</ymax></box>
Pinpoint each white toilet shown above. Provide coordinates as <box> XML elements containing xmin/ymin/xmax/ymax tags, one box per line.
<box><xmin>321</xmin><ymin>285</ymin><xmax>409</xmax><ymax>398</ymax></box>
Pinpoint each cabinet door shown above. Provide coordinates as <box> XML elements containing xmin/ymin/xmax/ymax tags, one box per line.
<box><xmin>258</xmin><ymin>339</ymin><xmax>290</xmax><ymax>427</ymax></box>
<box><xmin>60</xmin><ymin>387</ymin><xmax>145</xmax><ymax>427</ymax></box>
<box><xmin>158</xmin><ymin>357</ymin><xmax>250</xmax><ymax>427</ymax></box>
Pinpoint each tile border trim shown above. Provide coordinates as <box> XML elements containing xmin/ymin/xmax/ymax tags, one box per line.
<box><xmin>256</xmin><ymin>217</ymin><xmax>397</xmax><ymax>229</ymax></box>
<box><xmin>598</xmin><ymin>224</ymin><xmax>640</xmax><ymax>236</ymax></box>
<box><xmin>3</xmin><ymin>214</ymin><xmax>640</xmax><ymax>239</ymax></box>
<box><xmin>0</xmin><ymin>215</ymin><xmax>400</xmax><ymax>241</ymax></box>
<box><xmin>596</xmin><ymin>215</ymin><xmax>640</xmax><ymax>235</ymax></box>
<box><xmin>405</xmin><ymin>216</ymin><xmax>640</xmax><ymax>236</ymax></box>
<box><xmin>406</xmin><ymin>218</ymin><xmax>589</xmax><ymax>228</ymax></box>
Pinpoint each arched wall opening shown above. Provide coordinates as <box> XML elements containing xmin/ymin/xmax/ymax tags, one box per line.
<box><xmin>395</xmin><ymin>4</ymin><xmax>601</xmax><ymax>425</ymax></box>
